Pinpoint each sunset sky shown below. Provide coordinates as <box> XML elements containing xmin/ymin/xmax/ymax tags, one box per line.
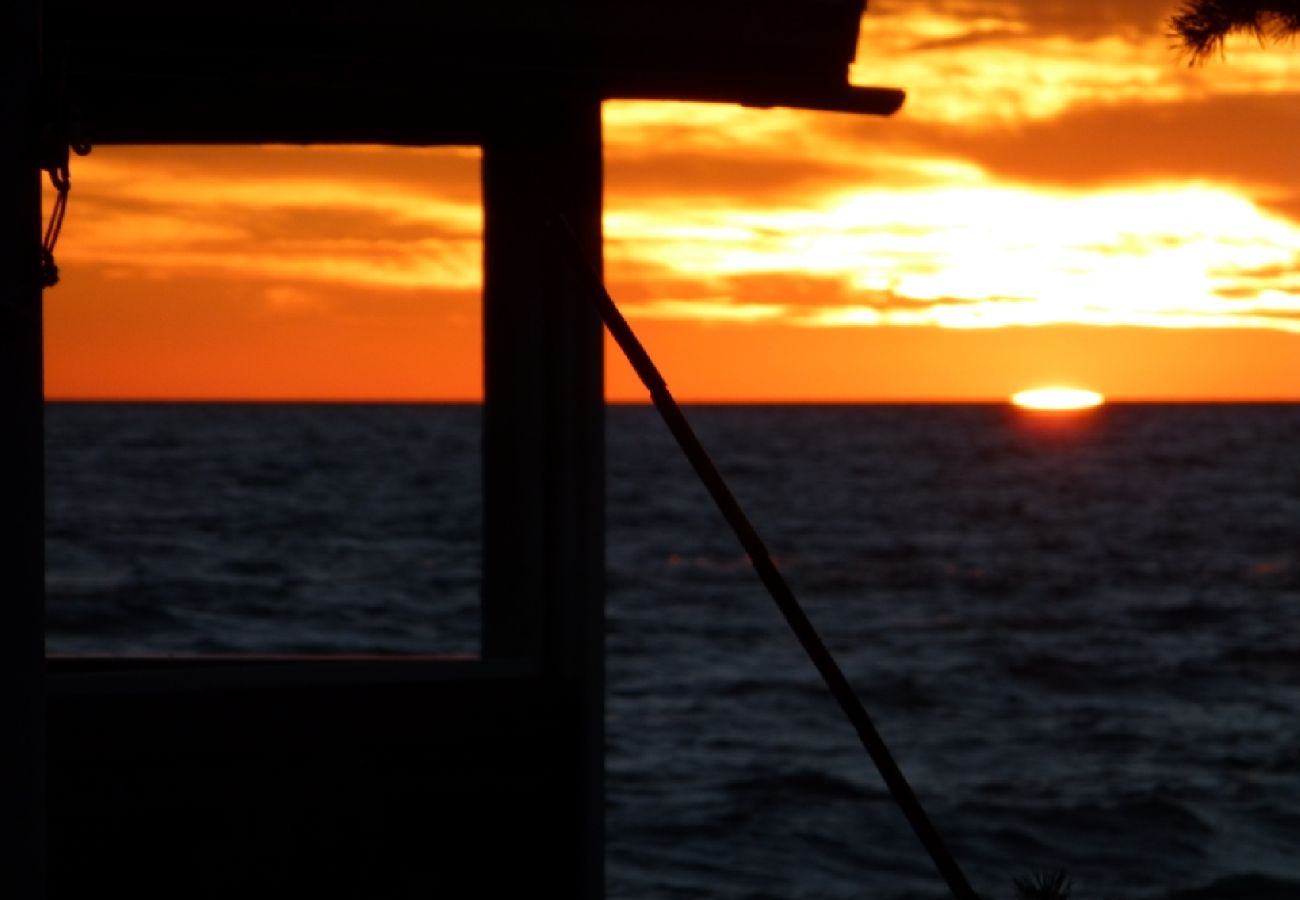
<box><xmin>43</xmin><ymin>0</ymin><xmax>1300</xmax><ymax>401</ymax></box>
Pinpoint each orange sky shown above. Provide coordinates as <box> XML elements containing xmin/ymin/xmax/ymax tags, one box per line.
<box><xmin>43</xmin><ymin>0</ymin><xmax>1300</xmax><ymax>401</ymax></box>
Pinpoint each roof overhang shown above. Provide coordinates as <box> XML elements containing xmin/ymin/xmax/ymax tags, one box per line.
<box><xmin>41</xmin><ymin>0</ymin><xmax>904</xmax><ymax>144</ymax></box>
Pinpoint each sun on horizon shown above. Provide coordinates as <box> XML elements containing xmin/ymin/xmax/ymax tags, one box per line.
<box><xmin>1011</xmin><ymin>387</ymin><xmax>1106</xmax><ymax>411</ymax></box>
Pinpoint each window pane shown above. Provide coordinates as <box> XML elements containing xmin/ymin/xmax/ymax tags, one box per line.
<box><xmin>45</xmin><ymin>146</ymin><xmax>482</xmax><ymax>656</ymax></box>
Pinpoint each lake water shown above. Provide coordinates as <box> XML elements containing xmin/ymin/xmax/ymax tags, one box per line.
<box><xmin>46</xmin><ymin>402</ymin><xmax>1300</xmax><ymax>899</ymax></box>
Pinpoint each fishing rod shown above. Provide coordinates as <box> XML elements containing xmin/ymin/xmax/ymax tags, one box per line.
<box><xmin>550</xmin><ymin>216</ymin><xmax>983</xmax><ymax>900</ymax></box>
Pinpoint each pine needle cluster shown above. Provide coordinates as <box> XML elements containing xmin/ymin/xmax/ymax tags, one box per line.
<box><xmin>1013</xmin><ymin>868</ymin><xmax>1073</xmax><ymax>900</ymax></box>
<box><xmin>1171</xmin><ymin>0</ymin><xmax>1300</xmax><ymax>62</ymax></box>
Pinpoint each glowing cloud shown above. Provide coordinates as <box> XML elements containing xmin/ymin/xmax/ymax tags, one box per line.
<box><xmin>53</xmin><ymin>147</ymin><xmax>483</xmax><ymax>291</ymax></box>
<box><xmin>603</xmin><ymin>167</ymin><xmax>1300</xmax><ymax>334</ymax></box>
<box><xmin>852</xmin><ymin>1</ymin><xmax>1300</xmax><ymax>125</ymax></box>
<box><xmin>40</xmin><ymin>1</ymin><xmax>1300</xmax><ymax>401</ymax></box>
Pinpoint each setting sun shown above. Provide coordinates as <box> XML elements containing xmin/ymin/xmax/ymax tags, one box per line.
<box><xmin>37</xmin><ymin>0</ymin><xmax>1300</xmax><ymax>403</ymax></box>
<box><xmin>1011</xmin><ymin>387</ymin><xmax>1105</xmax><ymax>411</ymax></box>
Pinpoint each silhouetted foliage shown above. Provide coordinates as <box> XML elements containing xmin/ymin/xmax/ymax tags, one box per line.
<box><xmin>1014</xmin><ymin>868</ymin><xmax>1073</xmax><ymax>900</ymax></box>
<box><xmin>1171</xmin><ymin>0</ymin><xmax>1300</xmax><ymax>62</ymax></box>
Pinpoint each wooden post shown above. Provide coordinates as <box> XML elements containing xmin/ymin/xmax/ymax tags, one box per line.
<box><xmin>481</xmin><ymin>90</ymin><xmax>605</xmax><ymax>899</ymax></box>
<box><xmin>1</xmin><ymin>0</ymin><xmax>47</xmax><ymax>896</ymax></box>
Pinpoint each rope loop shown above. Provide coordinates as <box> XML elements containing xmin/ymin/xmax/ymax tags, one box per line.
<box><xmin>40</xmin><ymin>143</ymin><xmax>88</xmax><ymax>289</ymax></box>
<box><xmin>40</xmin><ymin>248</ymin><xmax>60</xmax><ymax>290</ymax></box>
<box><xmin>48</xmin><ymin>162</ymin><xmax>71</xmax><ymax>194</ymax></box>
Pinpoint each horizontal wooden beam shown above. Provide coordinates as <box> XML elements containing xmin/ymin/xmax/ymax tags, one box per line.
<box><xmin>60</xmin><ymin>82</ymin><xmax>904</xmax><ymax>146</ymax></box>
<box><xmin>42</xmin><ymin>0</ymin><xmax>902</xmax><ymax>145</ymax></box>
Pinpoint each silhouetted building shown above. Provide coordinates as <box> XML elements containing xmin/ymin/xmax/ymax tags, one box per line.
<box><xmin>4</xmin><ymin>2</ymin><xmax>901</xmax><ymax>896</ymax></box>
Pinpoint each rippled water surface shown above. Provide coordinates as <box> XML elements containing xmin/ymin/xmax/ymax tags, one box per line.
<box><xmin>47</xmin><ymin>403</ymin><xmax>1300</xmax><ymax>899</ymax></box>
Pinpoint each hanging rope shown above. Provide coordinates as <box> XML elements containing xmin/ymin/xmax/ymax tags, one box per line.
<box><xmin>39</xmin><ymin>139</ymin><xmax>91</xmax><ymax>290</ymax></box>
<box><xmin>549</xmin><ymin>216</ymin><xmax>983</xmax><ymax>900</ymax></box>
<box><xmin>41</xmin><ymin>161</ymin><xmax>71</xmax><ymax>289</ymax></box>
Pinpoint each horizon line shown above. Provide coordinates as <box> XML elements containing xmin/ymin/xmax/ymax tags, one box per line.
<box><xmin>42</xmin><ymin>395</ymin><xmax>1300</xmax><ymax>405</ymax></box>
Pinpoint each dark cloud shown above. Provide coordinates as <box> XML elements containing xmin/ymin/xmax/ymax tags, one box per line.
<box><xmin>605</xmin><ymin>264</ymin><xmax>857</xmax><ymax>309</ymax></box>
<box><xmin>855</xmin><ymin>291</ymin><xmax>986</xmax><ymax>315</ymax></box>
<box><xmin>825</xmin><ymin>92</ymin><xmax>1300</xmax><ymax>197</ymax></box>
<box><xmin>1008</xmin><ymin>0</ymin><xmax>1180</xmax><ymax>40</ymax></box>
<box><xmin>712</xmin><ymin>272</ymin><xmax>858</xmax><ymax>307</ymax></box>
<box><xmin>904</xmin><ymin>28</ymin><xmax>1038</xmax><ymax>52</ymax></box>
<box><xmin>221</xmin><ymin>206</ymin><xmax>477</xmax><ymax>244</ymax></box>
<box><xmin>603</xmin><ymin>114</ymin><xmax>967</xmax><ymax>201</ymax></box>
<box><xmin>605</xmin><ymin>266</ymin><xmax>1013</xmax><ymax>320</ymax></box>
<box><xmin>868</xmin><ymin>0</ymin><xmax>1181</xmax><ymax>41</ymax></box>
<box><xmin>76</xmin><ymin>192</ymin><xmax>171</xmax><ymax>217</ymax></box>
<box><xmin>971</xmin><ymin>94</ymin><xmax>1300</xmax><ymax>188</ymax></box>
<box><xmin>605</xmin><ymin>152</ymin><xmax>872</xmax><ymax>204</ymax></box>
<box><xmin>1211</xmin><ymin>286</ymin><xmax>1300</xmax><ymax>305</ymax></box>
<box><xmin>76</xmin><ymin>189</ymin><xmax>477</xmax><ymax>247</ymax></box>
<box><xmin>81</xmin><ymin>145</ymin><xmax>482</xmax><ymax>204</ymax></box>
<box><xmin>1247</xmin><ymin>193</ymin><xmax>1300</xmax><ymax>225</ymax></box>
<box><xmin>1217</xmin><ymin>260</ymin><xmax>1300</xmax><ymax>281</ymax></box>
<box><xmin>603</xmin><ymin>87</ymin><xmax>1300</xmax><ymax>214</ymax></box>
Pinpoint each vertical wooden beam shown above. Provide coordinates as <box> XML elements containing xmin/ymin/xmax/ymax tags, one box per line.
<box><xmin>481</xmin><ymin>90</ymin><xmax>605</xmax><ymax>899</ymax></box>
<box><xmin>1</xmin><ymin>0</ymin><xmax>47</xmax><ymax>896</ymax></box>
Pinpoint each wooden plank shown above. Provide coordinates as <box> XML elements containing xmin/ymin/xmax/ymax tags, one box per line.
<box><xmin>1</xmin><ymin>0</ymin><xmax>47</xmax><ymax>896</ymax></box>
<box><xmin>480</xmin><ymin>88</ymin><xmax>605</xmax><ymax>899</ymax></box>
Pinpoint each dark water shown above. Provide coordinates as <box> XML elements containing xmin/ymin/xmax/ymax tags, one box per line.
<box><xmin>46</xmin><ymin>403</ymin><xmax>1300</xmax><ymax>899</ymax></box>
<box><xmin>46</xmin><ymin>403</ymin><xmax>482</xmax><ymax>654</ymax></box>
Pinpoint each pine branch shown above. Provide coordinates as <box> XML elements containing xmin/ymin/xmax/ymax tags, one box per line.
<box><xmin>1013</xmin><ymin>868</ymin><xmax>1072</xmax><ymax>900</ymax></box>
<box><xmin>1170</xmin><ymin>1</ymin><xmax>1300</xmax><ymax>63</ymax></box>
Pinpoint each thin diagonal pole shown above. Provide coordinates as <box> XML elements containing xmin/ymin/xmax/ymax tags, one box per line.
<box><xmin>552</xmin><ymin>220</ymin><xmax>982</xmax><ymax>900</ymax></box>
